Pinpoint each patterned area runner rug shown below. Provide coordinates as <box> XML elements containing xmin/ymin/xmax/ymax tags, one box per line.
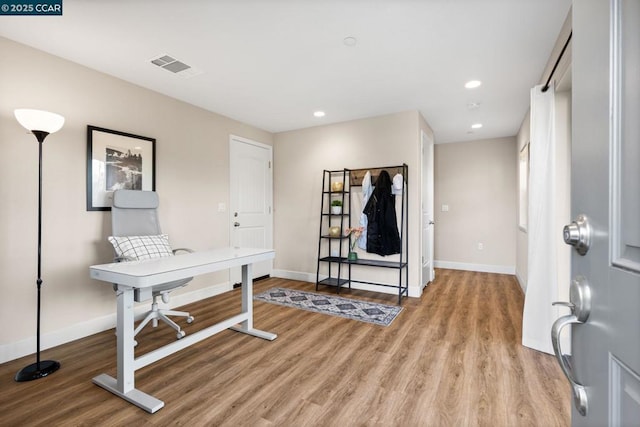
<box><xmin>254</xmin><ymin>287</ymin><xmax>403</xmax><ymax>327</ymax></box>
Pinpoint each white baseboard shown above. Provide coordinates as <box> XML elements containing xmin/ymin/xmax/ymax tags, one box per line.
<box><xmin>271</xmin><ymin>269</ymin><xmax>316</xmax><ymax>282</ymax></box>
<box><xmin>272</xmin><ymin>269</ymin><xmax>421</xmax><ymax>298</ymax></box>
<box><xmin>434</xmin><ymin>260</ymin><xmax>515</xmax><ymax>275</ymax></box>
<box><xmin>0</xmin><ymin>281</ymin><xmax>231</xmax><ymax>364</ymax></box>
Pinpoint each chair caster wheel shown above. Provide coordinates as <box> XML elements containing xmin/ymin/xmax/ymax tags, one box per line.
<box><xmin>177</xmin><ymin>331</ymin><xmax>186</xmax><ymax>339</ymax></box>
<box><xmin>187</xmin><ymin>316</ymin><xmax>194</xmax><ymax>324</ymax></box>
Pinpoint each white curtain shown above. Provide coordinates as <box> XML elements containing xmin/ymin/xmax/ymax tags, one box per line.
<box><xmin>522</xmin><ymin>84</ymin><xmax>558</xmax><ymax>355</ymax></box>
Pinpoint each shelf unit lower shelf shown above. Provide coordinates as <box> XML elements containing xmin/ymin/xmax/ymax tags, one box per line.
<box><xmin>319</xmin><ymin>256</ymin><xmax>407</xmax><ymax>269</ymax></box>
<box><xmin>316</xmin><ymin>277</ymin><xmax>350</xmax><ymax>288</ymax></box>
<box><xmin>317</xmin><ymin>257</ymin><xmax>409</xmax><ymax>304</ymax></box>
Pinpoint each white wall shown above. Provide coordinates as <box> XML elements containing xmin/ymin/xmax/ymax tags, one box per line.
<box><xmin>0</xmin><ymin>37</ymin><xmax>273</xmax><ymax>363</ymax></box>
<box><xmin>434</xmin><ymin>137</ymin><xmax>517</xmax><ymax>274</ymax></box>
<box><xmin>272</xmin><ymin>111</ymin><xmax>433</xmax><ymax>297</ymax></box>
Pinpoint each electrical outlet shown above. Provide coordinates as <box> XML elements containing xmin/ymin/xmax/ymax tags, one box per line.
<box><xmin>478</xmin><ymin>242</ymin><xmax>484</xmax><ymax>250</ymax></box>
<box><xmin>441</xmin><ymin>204</ymin><xmax>449</xmax><ymax>212</ymax></box>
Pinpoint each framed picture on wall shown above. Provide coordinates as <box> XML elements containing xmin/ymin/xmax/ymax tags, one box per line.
<box><xmin>86</xmin><ymin>125</ymin><xmax>156</xmax><ymax>211</ymax></box>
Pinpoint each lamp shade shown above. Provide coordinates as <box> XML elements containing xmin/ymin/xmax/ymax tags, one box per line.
<box><xmin>14</xmin><ymin>109</ymin><xmax>65</xmax><ymax>134</ymax></box>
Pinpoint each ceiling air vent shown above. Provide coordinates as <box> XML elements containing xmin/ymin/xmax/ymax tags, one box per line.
<box><xmin>150</xmin><ymin>54</ymin><xmax>203</xmax><ymax>78</ymax></box>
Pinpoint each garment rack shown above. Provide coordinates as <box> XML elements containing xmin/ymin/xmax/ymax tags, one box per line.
<box><xmin>315</xmin><ymin>164</ymin><xmax>409</xmax><ymax>304</ymax></box>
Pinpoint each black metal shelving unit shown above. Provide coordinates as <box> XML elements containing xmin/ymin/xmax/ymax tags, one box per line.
<box><xmin>315</xmin><ymin>168</ymin><xmax>350</xmax><ymax>291</ymax></box>
<box><xmin>315</xmin><ymin>164</ymin><xmax>408</xmax><ymax>304</ymax></box>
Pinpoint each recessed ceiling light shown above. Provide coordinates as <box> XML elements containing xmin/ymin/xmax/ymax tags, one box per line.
<box><xmin>314</xmin><ymin>111</ymin><xmax>326</xmax><ymax>118</ymax></box>
<box><xmin>343</xmin><ymin>36</ymin><xmax>357</xmax><ymax>47</ymax></box>
<box><xmin>471</xmin><ymin>123</ymin><xmax>483</xmax><ymax>129</ymax></box>
<box><xmin>465</xmin><ymin>80</ymin><xmax>482</xmax><ymax>89</ymax></box>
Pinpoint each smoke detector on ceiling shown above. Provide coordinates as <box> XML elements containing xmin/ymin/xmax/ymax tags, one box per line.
<box><xmin>150</xmin><ymin>54</ymin><xmax>203</xmax><ymax>78</ymax></box>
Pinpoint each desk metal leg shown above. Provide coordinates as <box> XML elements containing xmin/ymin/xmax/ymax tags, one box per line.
<box><xmin>116</xmin><ymin>285</ymin><xmax>135</xmax><ymax>393</ymax></box>
<box><xmin>93</xmin><ymin>285</ymin><xmax>165</xmax><ymax>413</ymax></box>
<box><xmin>229</xmin><ymin>264</ymin><xmax>277</xmax><ymax>341</ymax></box>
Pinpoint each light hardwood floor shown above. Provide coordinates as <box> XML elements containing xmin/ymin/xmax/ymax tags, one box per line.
<box><xmin>0</xmin><ymin>269</ymin><xmax>569</xmax><ymax>426</ymax></box>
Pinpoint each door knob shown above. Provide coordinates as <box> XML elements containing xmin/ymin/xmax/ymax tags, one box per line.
<box><xmin>234</xmin><ymin>222</ymin><xmax>240</xmax><ymax>227</ymax></box>
<box><xmin>551</xmin><ymin>276</ymin><xmax>592</xmax><ymax>416</ymax></box>
<box><xmin>563</xmin><ymin>214</ymin><xmax>591</xmax><ymax>255</ymax></box>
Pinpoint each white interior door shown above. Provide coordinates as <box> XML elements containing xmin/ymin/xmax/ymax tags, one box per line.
<box><xmin>229</xmin><ymin>136</ymin><xmax>273</xmax><ymax>283</ymax></box>
<box><xmin>554</xmin><ymin>1</ymin><xmax>640</xmax><ymax>424</ymax></box>
<box><xmin>421</xmin><ymin>130</ymin><xmax>435</xmax><ymax>288</ymax></box>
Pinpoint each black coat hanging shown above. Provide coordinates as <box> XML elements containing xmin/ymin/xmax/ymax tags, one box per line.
<box><xmin>363</xmin><ymin>170</ymin><xmax>401</xmax><ymax>256</ymax></box>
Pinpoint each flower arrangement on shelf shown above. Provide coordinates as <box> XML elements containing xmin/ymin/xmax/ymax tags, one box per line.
<box><xmin>344</xmin><ymin>226</ymin><xmax>364</xmax><ymax>260</ymax></box>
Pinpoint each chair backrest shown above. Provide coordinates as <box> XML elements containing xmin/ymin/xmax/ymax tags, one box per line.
<box><xmin>111</xmin><ymin>190</ymin><xmax>162</xmax><ymax>237</ymax></box>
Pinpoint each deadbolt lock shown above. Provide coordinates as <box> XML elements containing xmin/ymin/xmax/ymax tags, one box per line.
<box><xmin>563</xmin><ymin>214</ymin><xmax>591</xmax><ymax>255</ymax></box>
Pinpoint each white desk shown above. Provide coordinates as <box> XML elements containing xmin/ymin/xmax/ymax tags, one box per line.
<box><xmin>89</xmin><ymin>247</ymin><xmax>277</xmax><ymax>413</ymax></box>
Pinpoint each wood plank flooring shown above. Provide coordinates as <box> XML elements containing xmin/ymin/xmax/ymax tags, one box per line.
<box><xmin>0</xmin><ymin>269</ymin><xmax>569</xmax><ymax>426</ymax></box>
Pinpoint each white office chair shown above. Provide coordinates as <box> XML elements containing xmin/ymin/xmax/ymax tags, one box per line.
<box><xmin>109</xmin><ymin>190</ymin><xmax>194</xmax><ymax>341</ymax></box>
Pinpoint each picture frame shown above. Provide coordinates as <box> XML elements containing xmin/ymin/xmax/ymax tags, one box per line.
<box><xmin>86</xmin><ymin>125</ymin><xmax>156</xmax><ymax>211</ymax></box>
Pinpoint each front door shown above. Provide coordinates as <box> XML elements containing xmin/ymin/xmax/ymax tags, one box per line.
<box><xmin>561</xmin><ymin>1</ymin><xmax>640</xmax><ymax>424</ymax></box>
<box><xmin>421</xmin><ymin>130</ymin><xmax>435</xmax><ymax>288</ymax></box>
<box><xmin>229</xmin><ymin>136</ymin><xmax>273</xmax><ymax>283</ymax></box>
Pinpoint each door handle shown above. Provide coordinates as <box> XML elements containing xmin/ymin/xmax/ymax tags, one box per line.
<box><xmin>550</xmin><ymin>276</ymin><xmax>591</xmax><ymax>416</ymax></box>
<box><xmin>551</xmin><ymin>314</ymin><xmax>588</xmax><ymax>416</ymax></box>
<box><xmin>234</xmin><ymin>222</ymin><xmax>240</xmax><ymax>227</ymax></box>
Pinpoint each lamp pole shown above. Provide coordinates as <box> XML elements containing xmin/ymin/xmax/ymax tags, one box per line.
<box><xmin>14</xmin><ymin>110</ymin><xmax>64</xmax><ymax>382</ymax></box>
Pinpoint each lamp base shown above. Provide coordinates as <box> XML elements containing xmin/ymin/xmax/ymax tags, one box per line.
<box><xmin>15</xmin><ymin>360</ymin><xmax>60</xmax><ymax>382</ymax></box>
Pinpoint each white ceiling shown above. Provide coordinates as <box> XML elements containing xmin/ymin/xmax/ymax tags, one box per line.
<box><xmin>0</xmin><ymin>0</ymin><xmax>571</xmax><ymax>143</ymax></box>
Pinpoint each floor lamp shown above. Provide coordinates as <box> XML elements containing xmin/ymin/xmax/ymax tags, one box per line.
<box><xmin>14</xmin><ymin>109</ymin><xmax>65</xmax><ymax>382</ymax></box>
